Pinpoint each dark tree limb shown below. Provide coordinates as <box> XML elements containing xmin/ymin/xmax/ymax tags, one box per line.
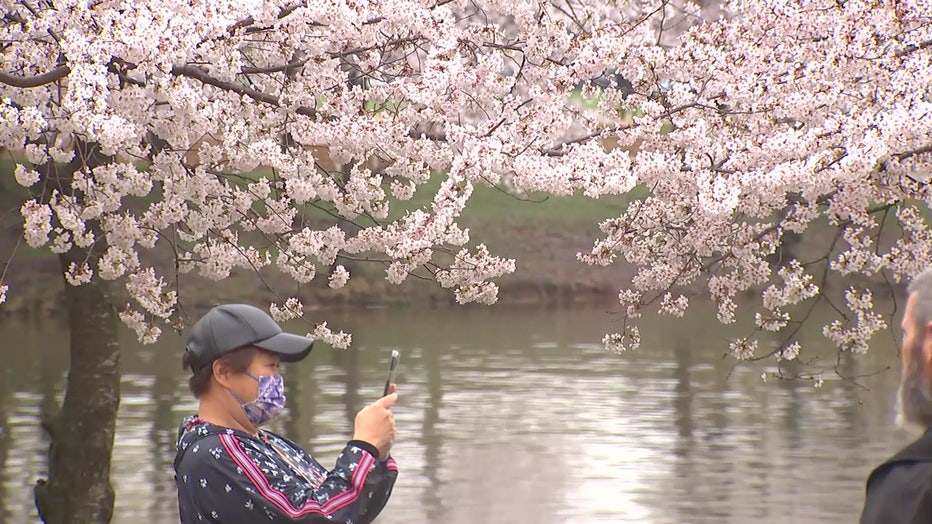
<box><xmin>0</xmin><ymin>65</ymin><xmax>70</xmax><ymax>88</ymax></box>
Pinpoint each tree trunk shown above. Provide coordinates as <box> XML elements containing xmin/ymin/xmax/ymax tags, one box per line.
<box><xmin>33</xmin><ymin>246</ymin><xmax>121</xmax><ymax>523</ymax></box>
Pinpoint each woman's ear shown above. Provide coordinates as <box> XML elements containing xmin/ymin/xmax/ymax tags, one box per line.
<box><xmin>212</xmin><ymin>359</ymin><xmax>233</xmax><ymax>389</ymax></box>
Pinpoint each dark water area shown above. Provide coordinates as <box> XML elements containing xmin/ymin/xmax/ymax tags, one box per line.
<box><xmin>0</xmin><ymin>304</ymin><xmax>911</xmax><ymax>523</ymax></box>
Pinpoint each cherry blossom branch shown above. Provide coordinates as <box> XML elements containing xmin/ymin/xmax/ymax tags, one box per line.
<box><xmin>894</xmin><ymin>144</ymin><xmax>932</xmax><ymax>161</ymax></box>
<box><xmin>229</xmin><ymin>3</ymin><xmax>306</xmax><ymax>34</ymax></box>
<box><xmin>747</xmin><ymin>227</ymin><xmax>845</xmax><ymax>362</ymax></box>
<box><xmin>0</xmin><ymin>226</ymin><xmax>22</xmax><ymax>288</ymax></box>
<box><xmin>171</xmin><ymin>65</ymin><xmax>318</xmax><ymax>118</ymax></box>
<box><xmin>656</xmin><ymin>0</ymin><xmax>669</xmax><ymax>46</ymax></box>
<box><xmin>303</xmin><ymin>200</ymin><xmax>371</xmax><ymax>231</ymax></box>
<box><xmin>214</xmin><ymin>230</ymin><xmax>287</xmax><ymax>299</ymax></box>
<box><xmin>833</xmin><ymin>350</ymin><xmax>890</xmax><ymax>391</ymax></box>
<box><xmin>239</xmin><ymin>37</ymin><xmax>423</xmax><ymax>75</ymax></box>
<box><xmin>0</xmin><ymin>64</ymin><xmax>69</xmax><ymax>88</ymax></box>
<box><xmin>542</xmin><ymin>125</ymin><xmax>631</xmax><ymax>156</ymax></box>
<box><xmin>239</xmin><ymin>60</ymin><xmax>309</xmax><ymax>75</ymax></box>
<box><xmin>896</xmin><ymin>38</ymin><xmax>932</xmax><ymax>57</ymax></box>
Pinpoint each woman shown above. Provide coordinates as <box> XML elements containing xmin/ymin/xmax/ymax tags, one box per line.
<box><xmin>173</xmin><ymin>304</ymin><xmax>398</xmax><ymax>523</ymax></box>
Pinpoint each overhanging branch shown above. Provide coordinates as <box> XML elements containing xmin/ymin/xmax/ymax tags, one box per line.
<box><xmin>896</xmin><ymin>39</ymin><xmax>932</xmax><ymax>57</ymax></box>
<box><xmin>543</xmin><ymin>125</ymin><xmax>629</xmax><ymax>156</ymax></box>
<box><xmin>171</xmin><ymin>65</ymin><xmax>317</xmax><ymax>118</ymax></box>
<box><xmin>894</xmin><ymin>144</ymin><xmax>932</xmax><ymax>161</ymax></box>
<box><xmin>230</xmin><ymin>3</ymin><xmax>305</xmax><ymax>34</ymax></box>
<box><xmin>0</xmin><ymin>65</ymin><xmax>70</xmax><ymax>88</ymax></box>
<box><xmin>241</xmin><ymin>59</ymin><xmax>307</xmax><ymax>75</ymax></box>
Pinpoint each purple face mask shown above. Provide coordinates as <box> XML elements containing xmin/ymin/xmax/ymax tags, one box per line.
<box><xmin>229</xmin><ymin>374</ymin><xmax>286</xmax><ymax>427</ymax></box>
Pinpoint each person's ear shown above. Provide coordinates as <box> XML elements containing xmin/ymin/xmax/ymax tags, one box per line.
<box><xmin>212</xmin><ymin>360</ymin><xmax>234</xmax><ymax>389</ymax></box>
<box><xmin>923</xmin><ymin>324</ymin><xmax>932</xmax><ymax>374</ymax></box>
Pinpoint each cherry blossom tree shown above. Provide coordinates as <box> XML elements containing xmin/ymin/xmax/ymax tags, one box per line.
<box><xmin>1</xmin><ymin>0</ymin><xmax>930</xmax><ymax>520</ymax></box>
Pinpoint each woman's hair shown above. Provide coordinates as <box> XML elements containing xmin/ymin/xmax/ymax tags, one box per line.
<box><xmin>182</xmin><ymin>347</ymin><xmax>258</xmax><ymax>398</ymax></box>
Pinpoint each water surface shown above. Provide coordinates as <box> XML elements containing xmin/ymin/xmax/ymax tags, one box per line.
<box><xmin>0</xmin><ymin>304</ymin><xmax>909</xmax><ymax>523</ymax></box>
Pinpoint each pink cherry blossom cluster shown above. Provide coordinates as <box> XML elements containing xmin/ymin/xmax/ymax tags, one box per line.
<box><xmin>270</xmin><ymin>297</ymin><xmax>305</xmax><ymax>323</ymax></box>
<box><xmin>0</xmin><ymin>0</ymin><xmax>928</xmax><ymax>365</ymax></box>
<box><xmin>822</xmin><ymin>289</ymin><xmax>887</xmax><ymax>355</ymax></box>
<box><xmin>310</xmin><ymin>322</ymin><xmax>352</xmax><ymax>350</ymax></box>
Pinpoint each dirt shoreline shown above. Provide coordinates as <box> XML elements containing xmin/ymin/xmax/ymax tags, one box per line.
<box><xmin>2</xmin><ymin>182</ymin><xmax>889</xmax><ymax>322</ymax></box>
<box><xmin>0</xmin><ymin>230</ymin><xmax>629</xmax><ymax>320</ymax></box>
<box><xmin>0</xmin><ymin>220</ymin><xmax>893</xmax><ymax>322</ymax></box>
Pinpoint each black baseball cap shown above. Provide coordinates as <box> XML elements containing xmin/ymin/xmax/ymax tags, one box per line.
<box><xmin>184</xmin><ymin>304</ymin><xmax>314</xmax><ymax>372</ymax></box>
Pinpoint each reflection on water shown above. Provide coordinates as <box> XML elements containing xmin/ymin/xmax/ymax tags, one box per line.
<box><xmin>0</xmin><ymin>304</ymin><xmax>911</xmax><ymax>523</ymax></box>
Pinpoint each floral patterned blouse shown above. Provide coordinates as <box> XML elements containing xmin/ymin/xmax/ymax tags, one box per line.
<box><xmin>174</xmin><ymin>415</ymin><xmax>397</xmax><ymax>523</ymax></box>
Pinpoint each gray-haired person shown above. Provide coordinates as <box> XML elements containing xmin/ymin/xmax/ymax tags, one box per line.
<box><xmin>173</xmin><ymin>304</ymin><xmax>398</xmax><ymax>523</ymax></box>
<box><xmin>861</xmin><ymin>269</ymin><xmax>932</xmax><ymax>523</ymax></box>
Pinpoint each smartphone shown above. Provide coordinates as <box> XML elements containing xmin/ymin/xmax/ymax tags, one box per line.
<box><xmin>383</xmin><ymin>350</ymin><xmax>400</xmax><ymax>397</ymax></box>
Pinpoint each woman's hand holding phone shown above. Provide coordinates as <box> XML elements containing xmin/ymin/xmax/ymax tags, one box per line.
<box><xmin>353</xmin><ymin>350</ymin><xmax>401</xmax><ymax>459</ymax></box>
<box><xmin>353</xmin><ymin>392</ymin><xmax>397</xmax><ymax>459</ymax></box>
